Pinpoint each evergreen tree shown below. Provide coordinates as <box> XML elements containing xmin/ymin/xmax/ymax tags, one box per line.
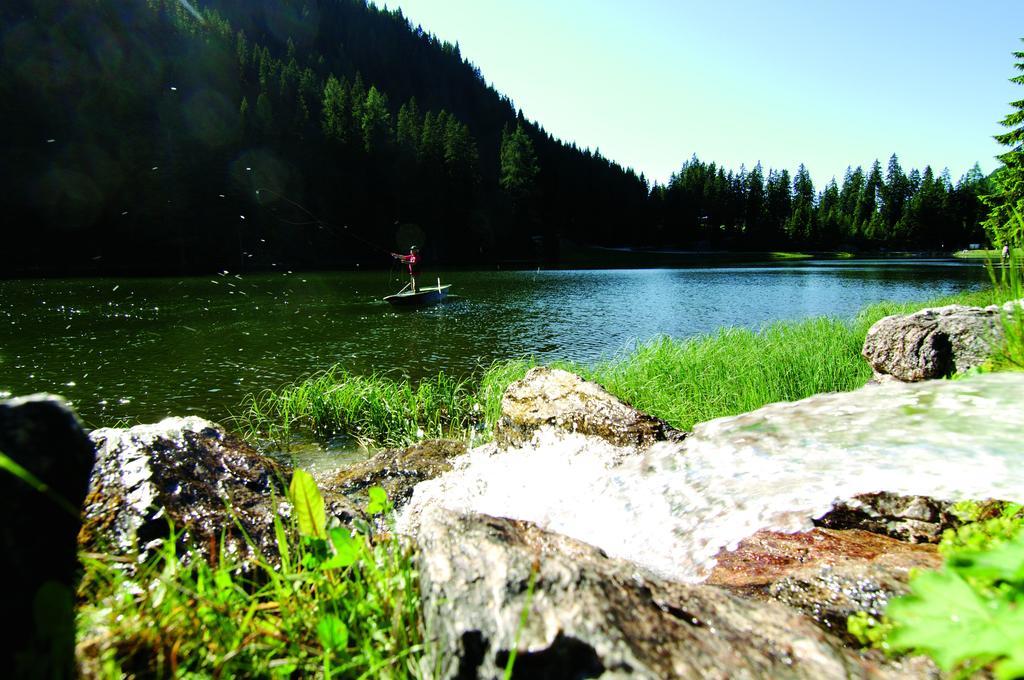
<box><xmin>882</xmin><ymin>153</ymin><xmax>910</xmax><ymax>237</ymax></box>
<box><xmin>764</xmin><ymin>169</ymin><xmax>792</xmax><ymax>242</ymax></box>
<box><xmin>257</xmin><ymin>46</ymin><xmax>274</xmax><ymax>91</ymax></box>
<box><xmin>819</xmin><ymin>179</ymin><xmax>841</xmax><ymax>246</ymax></box>
<box><xmin>744</xmin><ymin>162</ymin><xmax>765</xmax><ymax>244</ymax></box>
<box><xmin>839</xmin><ymin>166</ymin><xmax>864</xmax><ymax>242</ymax></box>
<box><xmin>444</xmin><ymin>117</ymin><xmax>478</xmax><ymax>179</ymax></box>
<box><xmin>856</xmin><ymin>160</ymin><xmax>884</xmax><ymax>238</ymax></box>
<box><xmin>361</xmin><ymin>85</ymin><xmax>392</xmax><ymax>153</ymax></box>
<box><xmin>984</xmin><ymin>37</ymin><xmax>1024</xmax><ymax>245</ymax></box>
<box><xmin>396</xmin><ymin>98</ymin><xmax>422</xmax><ymax>150</ymax></box>
<box><xmin>950</xmin><ymin>164</ymin><xmax>989</xmax><ymax>248</ymax></box>
<box><xmin>419</xmin><ymin>110</ymin><xmax>445</xmax><ymax>166</ymax></box>
<box><xmin>499</xmin><ymin>123</ymin><xmax>540</xmax><ymax>233</ymax></box>
<box><xmin>321</xmin><ymin>75</ymin><xmax>350</xmax><ymax>143</ymax></box>
<box><xmin>903</xmin><ymin>166</ymin><xmax>942</xmax><ymax>246</ymax></box>
<box><xmin>499</xmin><ymin>123</ymin><xmax>539</xmax><ymax>198</ymax></box>
<box><xmin>298</xmin><ymin>68</ymin><xmax>319</xmax><ymax>105</ymax></box>
<box><xmin>785</xmin><ymin>164</ymin><xmax>815</xmax><ymax>243</ymax></box>
<box><xmin>908</xmin><ymin>168</ymin><xmax>922</xmax><ymax>195</ymax></box>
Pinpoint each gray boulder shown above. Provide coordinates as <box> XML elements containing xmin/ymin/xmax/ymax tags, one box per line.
<box><xmin>0</xmin><ymin>394</ymin><xmax>95</xmax><ymax>678</ymax></box>
<box><xmin>495</xmin><ymin>366</ymin><xmax>683</xmax><ymax>449</ymax></box>
<box><xmin>415</xmin><ymin>507</ymin><xmax>926</xmax><ymax>680</ymax></box>
<box><xmin>862</xmin><ymin>300</ymin><xmax>1022</xmax><ymax>381</ymax></box>
<box><xmin>80</xmin><ymin>417</ymin><xmax>361</xmax><ymax>565</ymax></box>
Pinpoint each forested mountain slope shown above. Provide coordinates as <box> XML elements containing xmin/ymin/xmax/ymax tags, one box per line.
<box><xmin>0</xmin><ymin>0</ymin><xmax>987</xmax><ymax>275</ymax></box>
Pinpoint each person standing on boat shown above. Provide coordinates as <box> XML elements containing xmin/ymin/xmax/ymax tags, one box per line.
<box><xmin>392</xmin><ymin>245</ymin><xmax>420</xmax><ymax>292</ymax></box>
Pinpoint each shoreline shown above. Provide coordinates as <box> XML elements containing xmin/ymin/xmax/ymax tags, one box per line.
<box><xmin>0</xmin><ymin>249</ymin><xmax>982</xmax><ymax>280</ymax></box>
<box><xmin>237</xmin><ymin>284</ymin><xmax>1010</xmax><ymax>455</ymax></box>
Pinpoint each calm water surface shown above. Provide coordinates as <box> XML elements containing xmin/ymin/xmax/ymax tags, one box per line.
<box><xmin>0</xmin><ymin>260</ymin><xmax>987</xmax><ymax>428</ymax></box>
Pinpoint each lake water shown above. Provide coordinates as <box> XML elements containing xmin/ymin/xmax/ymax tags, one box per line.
<box><xmin>0</xmin><ymin>259</ymin><xmax>988</xmax><ymax>429</ymax></box>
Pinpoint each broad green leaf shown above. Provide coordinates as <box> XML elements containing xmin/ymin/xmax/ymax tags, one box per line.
<box><xmin>317</xmin><ymin>615</ymin><xmax>348</xmax><ymax>651</ymax></box>
<box><xmin>366</xmin><ymin>486</ymin><xmax>389</xmax><ymax>515</ymax></box>
<box><xmin>887</xmin><ymin>570</ymin><xmax>1024</xmax><ymax>671</ymax></box>
<box><xmin>952</xmin><ymin>533</ymin><xmax>1024</xmax><ymax>584</ymax></box>
<box><xmin>288</xmin><ymin>469</ymin><xmax>326</xmax><ymax>539</ymax></box>
<box><xmin>321</xmin><ymin>527</ymin><xmax>358</xmax><ymax>569</ymax></box>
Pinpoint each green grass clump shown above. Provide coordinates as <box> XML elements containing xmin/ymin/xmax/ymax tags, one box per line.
<box><xmin>76</xmin><ymin>478</ymin><xmax>422</xmax><ymax>679</ymax></box>
<box><xmin>576</xmin><ymin>317</ymin><xmax>869</xmax><ymax>432</ymax></box>
<box><xmin>238</xmin><ymin>366</ymin><xmax>480</xmax><ymax>449</ymax></box>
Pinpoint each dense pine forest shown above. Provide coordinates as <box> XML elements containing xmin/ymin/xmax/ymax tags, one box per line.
<box><xmin>1</xmin><ymin>0</ymin><xmax>992</xmax><ymax>275</ymax></box>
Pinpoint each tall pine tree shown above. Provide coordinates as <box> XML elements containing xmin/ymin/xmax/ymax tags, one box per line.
<box><xmin>983</xmin><ymin>38</ymin><xmax>1024</xmax><ymax>246</ymax></box>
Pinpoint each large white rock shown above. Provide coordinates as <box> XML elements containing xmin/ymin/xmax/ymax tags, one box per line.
<box><xmin>400</xmin><ymin>372</ymin><xmax>1024</xmax><ymax>583</ymax></box>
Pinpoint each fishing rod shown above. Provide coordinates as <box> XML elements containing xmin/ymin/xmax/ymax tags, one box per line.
<box><xmin>253</xmin><ymin>186</ymin><xmax>412</xmax><ymax>293</ymax></box>
<box><xmin>253</xmin><ymin>186</ymin><xmax>395</xmax><ymax>256</ymax></box>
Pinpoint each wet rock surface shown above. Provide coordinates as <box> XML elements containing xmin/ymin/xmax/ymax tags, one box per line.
<box><xmin>80</xmin><ymin>417</ymin><xmax>361</xmax><ymax>564</ymax></box>
<box><xmin>815</xmin><ymin>492</ymin><xmax>960</xmax><ymax>543</ymax></box>
<box><xmin>0</xmin><ymin>394</ymin><xmax>95</xmax><ymax>676</ymax></box>
<box><xmin>402</xmin><ymin>372</ymin><xmax>1024</xmax><ymax>583</ymax></box>
<box><xmin>862</xmin><ymin>301</ymin><xmax>1022</xmax><ymax>381</ymax></box>
<box><xmin>321</xmin><ymin>438</ymin><xmax>466</xmax><ymax>511</ymax></box>
<box><xmin>495</xmin><ymin>366</ymin><xmax>683</xmax><ymax>449</ymax></box>
<box><xmin>415</xmin><ymin>507</ymin><xmax>926</xmax><ymax>680</ymax></box>
<box><xmin>707</xmin><ymin>528</ymin><xmax>942</xmax><ymax>643</ymax></box>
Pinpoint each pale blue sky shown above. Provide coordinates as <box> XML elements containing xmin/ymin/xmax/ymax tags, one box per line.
<box><xmin>382</xmin><ymin>0</ymin><xmax>1024</xmax><ymax>187</ymax></box>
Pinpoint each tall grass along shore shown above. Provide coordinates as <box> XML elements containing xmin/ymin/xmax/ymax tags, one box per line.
<box><xmin>237</xmin><ymin>285</ymin><xmax>1017</xmax><ymax>451</ymax></box>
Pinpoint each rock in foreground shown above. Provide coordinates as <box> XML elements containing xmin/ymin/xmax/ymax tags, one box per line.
<box><xmin>81</xmin><ymin>417</ymin><xmax>361</xmax><ymax>564</ymax></box>
<box><xmin>707</xmin><ymin>528</ymin><xmax>942</xmax><ymax>644</ymax></box>
<box><xmin>402</xmin><ymin>372</ymin><xmax>1024</xmax><ymax>583</ymax></box>
<box><xmin>415</xmin><ymin>507</ymin><xmax>928</xmax><ymax>679</ymax></box>
<box><xmin>0</xmin><ymin>394</ymin><xmax>95</xmax><ymax>677</ymax></box>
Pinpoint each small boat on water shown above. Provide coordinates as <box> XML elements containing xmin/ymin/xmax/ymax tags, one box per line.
<box><xmin>383</xmin><ymin>280</ymin><xmax>451</xmax><ymax>306</ymax></box>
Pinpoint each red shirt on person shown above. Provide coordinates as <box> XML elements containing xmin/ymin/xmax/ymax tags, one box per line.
<box><xmin>392</xmin><ymin>247</ymin><xmax>420</xmax><ymax>276</ymax></box>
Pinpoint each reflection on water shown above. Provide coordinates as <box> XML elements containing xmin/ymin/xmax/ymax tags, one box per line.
<box><xmin>0</xmin><ymin>260</ymin><xmax>987</xmax><ymax>427</ymax></box>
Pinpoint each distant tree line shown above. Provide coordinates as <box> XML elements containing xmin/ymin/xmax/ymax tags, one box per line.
<box><xmin>0</xmin><ymin>0</ymin><xmax>994</xmax><ymax>275</ymax></box>
<box><xmin>650</xmin><ymin>155</ymin><xmax>988</xmax><ymax>250</ymax></box>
